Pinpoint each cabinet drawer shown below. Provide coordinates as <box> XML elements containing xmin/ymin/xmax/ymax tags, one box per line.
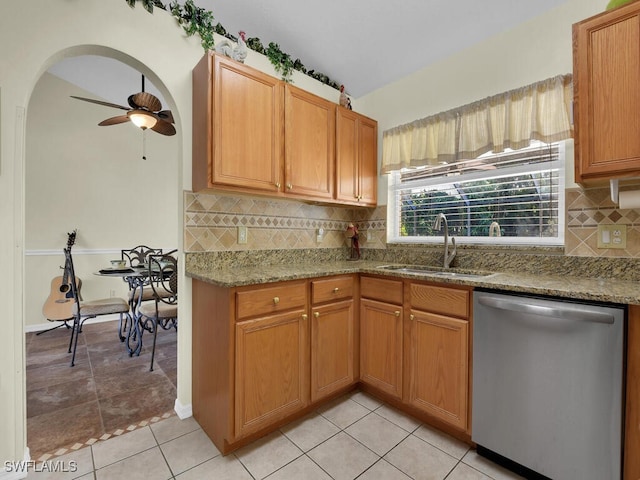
<box><xmin>410</xmin><ymin>283</ymin><xmax>469</xmax><ymax>319</ymax></box>
<box><xmin>361</xmin><ymin>276</ymin><xmax>403</xmax><ymax>305</ymax></box>
<box><xmin>236</xmin><ymin>281</ymin><xmax>307</xmax><ymax>320</ymax></box>
<box><xmin>311</xmin><ymin>276</ymin><xmax>354</xmax><ymax>304</ymax></box>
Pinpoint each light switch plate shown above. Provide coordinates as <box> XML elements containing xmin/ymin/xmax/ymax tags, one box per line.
<box><xmin>597</xmin><ymin>224</ymin><xmax>626</xmax><ymax>249</ymax></box>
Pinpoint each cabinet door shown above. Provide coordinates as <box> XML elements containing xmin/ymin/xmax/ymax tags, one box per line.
<box><xmin>336</xmin><ymin>108</ymin><xmax>378</xmax><ymax>205</ymax></box>
<box><xmin>284</xmin><ymin>85</ymin><xmax>335</xmax><ymax>200</ymax></box>
<box><xmin>360</xmin><ymin>298</ymin><xmax>403</xmax><ymax>398</ymax></box>
<box><xmin>235</xmin><ymin>309</ymin><xmax>308</xmax><ymax>438</ymax></box>
<box><xmin>311</xmin><ymin>300</ymin><xmax>355</xmax><ymax>402</ymax></box>
<box><xmin>574</xmin><ymin>7</ymin><xmax>640</xmax><ymax>182</ymax></box>
<box><xmin>336</xmin><ymin>108</ymin><xmax>359</xmax><ymax>203</ymax></box>
<box><xmin>407</xmin><ymin>310</ymin><xmax>468</xmax><ymax>430</ymax></box>
<box><xmin>358</xmin><ymin>116</ymin><xmax>378</xmax><ymax>206</ymax></box>
<box><xmin>213</xmin><ymin>55</ymin><xmax>283</xmax><ymax>191</ymax></box>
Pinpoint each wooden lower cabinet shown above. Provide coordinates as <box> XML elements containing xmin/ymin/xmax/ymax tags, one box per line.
<box><xmin>235</xmin><ymin>309</ymin><xmax>309</xmax><ymax>438</ymax></box>
<box><xmin>193</xmin><ymin>275</ymin><xmax>356</xmax><ymax>454</ymax></box>
<box><xmin>360</xmin><ymin>298</ymin><xmax>403</xmax><ymax>399</ymax></box>
<box><xmin>405</xmin><ymin>282</ymin><xmax>471</xmax><ymax>432</ymax></box>
<box><xmin>406</xmin><ymin>309</ymin><xmax>469</xmax><ymax>431</ymax></box>
<box><xmin>310</xmin><ymin>299</ymin><xmax>355</xmax><ymax>402</ymax></box>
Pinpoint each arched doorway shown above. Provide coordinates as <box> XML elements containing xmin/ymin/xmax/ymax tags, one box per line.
<box><xmin>24</xmin><ymin>49</ymin><xmax>182</xmax><ymax>460</ymax></box>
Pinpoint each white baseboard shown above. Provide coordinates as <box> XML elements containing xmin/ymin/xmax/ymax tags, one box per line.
<box><xmin>24</xmin><ymin>314</ymin><xmax>120</xmax><ymax>333</ymax></box>
<box><xmin>174</xmin><ymin>398</ymin><xmax>192</xmax><ymax>419</ymax></box>
<box><xmin>1</xmin><ymin>448</ymin><xmax>29</xmax><ymax>480</ymax></box>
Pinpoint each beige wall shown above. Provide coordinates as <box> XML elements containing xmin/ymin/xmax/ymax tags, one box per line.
<box><xmin>357</xmin><ymin>0</ymin><xmax>603</xmax><ymax>203</ymax></box>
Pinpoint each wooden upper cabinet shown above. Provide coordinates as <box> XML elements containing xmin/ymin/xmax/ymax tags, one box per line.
<box><xmin>574</xmin><ymin>4</ymin><xmax>640</xmax><ymax>183</ymax></box>
<box><xmin>336</xmin><ymin>108</ymin><xmax>378</xmax><ymax>206</ymax></box>
<box><xmin>284</xmin><ymin>85</ymin><xmax>335</xmax><ymax>200</ymax></box>
<box><xmin>192</xmin><ymin>53</ymin><xmax>283</xmax><ymax>192</ymax></box>
<box><xmin>193</xmin><ymin>53</ymin><xmax>378</xmax><ymax>205</ymax></box>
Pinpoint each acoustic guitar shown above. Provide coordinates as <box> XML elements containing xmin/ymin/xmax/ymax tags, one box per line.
<box><xmin>42</xmin><ymin>230</ymin><xmax>82</xmax><ymax>321</ymax></box>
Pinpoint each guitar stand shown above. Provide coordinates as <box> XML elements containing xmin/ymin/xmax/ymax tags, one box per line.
<box><xmin>37</xmin><ymin>318</ymin><xmax>73</xmax><ymax>336</ymax></box>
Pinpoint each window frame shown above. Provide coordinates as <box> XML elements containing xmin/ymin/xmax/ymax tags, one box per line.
<box><xmin>386</xmin><ymin>141</ymin><xmax>566</xmax><ymax>246</ymax></box>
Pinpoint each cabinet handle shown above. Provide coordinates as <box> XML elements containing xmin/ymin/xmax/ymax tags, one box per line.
<box><xmin>286</xmin><ymin>183</ymin><xmax>293</xmax><ymax>190</ymax></box>
<box><xmin>410</xmin><ymin>314</ymin><xmax>414</xmax><ymax>320</ymax></box>
<box><xmin>333</xmin><ymin>287</ymin><xmax>339</xmax><ymax>293</ymax></box>
<box><xmin>273</xmin><ymin>296</ymin><xmax>280</xmax><ymax>305</ymax></box>
<box><xmin>275</xmin><ymin>182</ymin><xmax>281</xmax><ymax>189</ymax></box>
<box><xmin>314</xmin><ymin>312</ymin><xmax>320</xmax><ymax>318</ymax></box>
<box><xmin>395</xmin><ymin>311</ymin><xmax>400</xmax><ymax>317</ymax></box>
<box><xmin>302</xmin><ymin>314</ymin><xmax>308</xmax><ymax>320</ymax></box>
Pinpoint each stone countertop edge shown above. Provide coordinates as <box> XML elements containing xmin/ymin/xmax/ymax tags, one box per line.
<box><xmin>185</xmin><ymin>260</ymin><xmax>640</xmax><ymax>305</ymax></box>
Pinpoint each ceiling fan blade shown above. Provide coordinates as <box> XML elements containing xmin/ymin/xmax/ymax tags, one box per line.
<box><xmin>129</xmin><ymin>92</ymin><xmax>162</xmax><ymax>112</ymax></box>
<box><xmin>98</xmin><ymin>115</ymin><xmax>130</xmax><ymax>126</ymax></box>
<box><xmin>151</xmin><ymin>119</ymin><xmax>176</xmax><ymax>136</ymax></box>
<box><xmin>156</xmin><ymin>110</ymin><xmax>174</xmax><ymax>124</ymax></box>
<box><xmin>70</xmin><ymin>96</ymin><xmax>130</xmax><ymax>111</ymax></box>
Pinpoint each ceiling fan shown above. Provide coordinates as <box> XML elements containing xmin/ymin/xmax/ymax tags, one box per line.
<box><xmin>70</xmin><ymin>75</ymin><xmax>176</xmax><ymax>136</ymax></box>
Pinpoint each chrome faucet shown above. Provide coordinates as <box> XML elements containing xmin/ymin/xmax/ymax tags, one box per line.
<box><xmin>434</xmin><ymin>213</ymin><xmax>456</xmax><ymax>268</ymax></box>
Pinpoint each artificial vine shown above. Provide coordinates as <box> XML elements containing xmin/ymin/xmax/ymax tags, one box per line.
<box><xmin>125</xmin><ymin>0</ymin><xmax>341</xmax><ymax>90</ymax></box>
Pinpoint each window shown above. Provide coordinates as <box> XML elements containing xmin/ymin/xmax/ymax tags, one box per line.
<box><xmin>387</xmin><ymin>141</ymin><xmax>565</xmax><ymax>245</ymax></box>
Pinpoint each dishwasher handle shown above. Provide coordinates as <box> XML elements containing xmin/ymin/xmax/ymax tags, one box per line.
<box><xmin>477</xmin><ymin>295</ymin><xmax>615</xmax><ymax>325</ymax></box>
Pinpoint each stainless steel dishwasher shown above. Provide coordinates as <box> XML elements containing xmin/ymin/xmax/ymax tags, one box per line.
<box><xmin>472</xmin><ymin>290</ymin><xmax>624</xmax><ymax>480</ymax></box>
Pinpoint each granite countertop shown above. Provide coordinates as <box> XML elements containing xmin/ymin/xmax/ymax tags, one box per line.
<box><xmin>186</xmin><ymin>260</ymin><xmax>640</xmax><ymax>305</ymax></box>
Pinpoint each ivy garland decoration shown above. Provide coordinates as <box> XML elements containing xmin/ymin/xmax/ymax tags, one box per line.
<box><xmin>125</xmin><ymin>0</ymin><xmax>341</xmax><ymax>90</ymax></box>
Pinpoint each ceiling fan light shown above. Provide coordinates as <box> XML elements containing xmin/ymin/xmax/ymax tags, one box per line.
<box><xmin>128</xmin><ymin>110</ymin><xmax>157</xmax><ymax>129</ymax></box>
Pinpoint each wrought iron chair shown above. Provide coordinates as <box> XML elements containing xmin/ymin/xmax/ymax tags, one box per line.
<box><xmin>137</xmin><ymin>253</ymin><xmax>178</xmax><ymax>371</ymax></box>
<box><xmin>118</xmin><ymin>245</ymin><xmax>163</xmax><ymax>342</ymax></box>
<box><xmin>64</xmin><ymin>248</ymin><xmax>132</xmax><ymax>367</ymax></box>
<box><xmin>121</xmin><ymin>245</ymin><xmax>163</xmax><ymax>267</ymax></box>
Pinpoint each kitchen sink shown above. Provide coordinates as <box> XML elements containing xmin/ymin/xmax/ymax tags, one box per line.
<box><xmin>375</xmin><ymin>265</ymin><xmax>494</xmax><ymax>280</ymax></box>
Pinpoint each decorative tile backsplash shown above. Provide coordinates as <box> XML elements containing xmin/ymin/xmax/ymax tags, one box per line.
<box><xmin>184</xmin><ymin>191</ymin><xmax>387</xmax><ymax>252</ymax></box>
<box><xmin>185</xmin><ymin>186</ymin><xmax>640</xmax><ymax>259</ymax></box>
<box><xmin>566</xmin><ymin>186</ymin><xmax>640</xmax><ymax>257</ymax></box>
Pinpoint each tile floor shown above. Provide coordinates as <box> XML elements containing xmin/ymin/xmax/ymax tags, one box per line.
<box><xmin>26</xmin><ymin>318</ymin><xmax>177</xmax><ymax>460</ymax></box>
<box><xmin>26</xmin><ymin>391</ymin><xmax>523</xmax><ymax>480</ymax></box>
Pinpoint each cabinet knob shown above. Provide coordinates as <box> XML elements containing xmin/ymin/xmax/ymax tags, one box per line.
<box><xmin>286</xmin><ymin>183</ymin><xmax>293</xmax><ymax>190</ymax></box>
<box><xmin>314</xmin><ymin>312</ymin><xmax>320</xmax><ymax>318</ymax></box>
<box><xmin>333</xmin><ymin>287</ymin><xmax>339</xmax><ymax>293</ymax></box>
<box><xmin>410</xmin><ymin>314</ymin><xmax>414</xmax><ymax>320</ymax></box>
<box><xmin>395</xmin><ymin>311</ymin><xmax>400</xmax><ymax>317</ymax></box>
<box><xmin>273</xmin><ymin>296</ymin><xmax>280</xmax><ymax>305</ymax></box>
<box><xmin>302</xmin><ymin>314</ymin><xmax>308</xmax><ymax>320</ymax></box>
<box><xmin>275</xmin><ymin>182</ymin><xmax>281</xmax><ymax>189</ymax></box>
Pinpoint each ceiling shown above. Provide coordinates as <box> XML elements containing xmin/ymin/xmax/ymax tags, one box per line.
<box><xmin>47</xmin><ymin>0</ymin><xmax>570</xmax><ymax>105</ymax></box>
<box><xmin>196</xmin><ymin>0</ymin><xmax>571</xmax><ymax>97</ymax></box>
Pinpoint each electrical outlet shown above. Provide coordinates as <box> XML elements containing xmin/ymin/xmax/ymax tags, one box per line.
<box><xmin>597</xmin><ymin>224</ymin><xmax>626</xmax><ymax>249</ymax></box>
<box><xmin>238</xmin><ymin>226</ymin><xmax>248</xmax><ymax>244</ymax></box>
<box><xmin>316</xmin><ymin>228</ymin><xmax>324</xmax><ymax>243</ymax></box>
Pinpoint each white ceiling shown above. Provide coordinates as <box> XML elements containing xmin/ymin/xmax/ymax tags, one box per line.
<box><xmin>48</xmin><ymin>0</ymin><xmax>570</xmax><ymax>104</ymax></box>
<box><xmin>196</xmin><ymin>0</ymin><xmax>571</xmax><ymax>97</ymax></box>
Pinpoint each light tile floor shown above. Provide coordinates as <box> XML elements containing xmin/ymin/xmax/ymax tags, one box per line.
<box><xmin>26</xmin><ymin>391</ymin><xmax>523</xmax><ymax>480</ymax></box>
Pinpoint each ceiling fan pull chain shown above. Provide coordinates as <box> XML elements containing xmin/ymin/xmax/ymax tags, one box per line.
<box><xmin>142</xmin><ymin>129</ymin><xmax>147</xmax><ymax>161</ymax></box>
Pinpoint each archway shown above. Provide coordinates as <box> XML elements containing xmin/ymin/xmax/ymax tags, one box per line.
<box><xmin>24</xmin><ymin>47</ymin><xmax>183</xmax><ymax>460</ymax></box>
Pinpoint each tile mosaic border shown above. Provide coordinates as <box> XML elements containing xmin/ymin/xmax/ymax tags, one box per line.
<box><xmin>34</xmin><ymin>411</ymin><xmax>176</xmax><ymax>463</ymax></box>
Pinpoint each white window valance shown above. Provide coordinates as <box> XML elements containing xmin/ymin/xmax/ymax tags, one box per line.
<box><xmin>381</xmin><ymin>74</ymin><xmax>573</xmax><ymax>174</ymax></box>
